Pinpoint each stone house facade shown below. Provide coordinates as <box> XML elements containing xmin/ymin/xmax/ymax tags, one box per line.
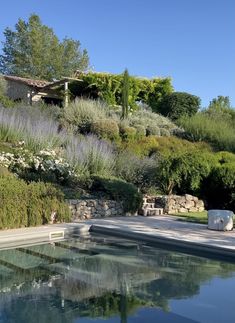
<box><xmin>3</xmin><ymin>75</ymin><xmax>79</xmax><ymax>106</ymax></box>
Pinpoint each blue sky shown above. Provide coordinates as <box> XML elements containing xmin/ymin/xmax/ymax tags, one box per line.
<box><xmin>0</xmin><ymin>0</ymin><xmax>234</xmax><ymax>107</ymax></box>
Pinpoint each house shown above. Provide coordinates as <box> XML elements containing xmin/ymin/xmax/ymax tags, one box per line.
<box><xmin>3</xmin><ymin>75</ymin><xmax>81</xmax><ymax>107</ymax></box>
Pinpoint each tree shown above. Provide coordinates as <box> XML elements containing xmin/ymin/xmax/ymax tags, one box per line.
<box><xmin>121</xmin><ymin>69</ymin><xmax>129</xmax><ymax>119</ymax></box>
<box><xmin>207</xmin><ymin>96</ymin><xmax>235</xmax><ymax>121</ymax></box>
<box><xmin>158</xmin><ymin>92</ymin><xmax>200</xmax><ymax>120</ymax></box>
<box><xmin>0</xmin><ymin>14</ymin><xmax>89</xmax><ymax>80</ymax></box>
<box><xmin>208</xmin><ymin>95</ymin><xmax>231</xmax><ymax>111</ymax></box>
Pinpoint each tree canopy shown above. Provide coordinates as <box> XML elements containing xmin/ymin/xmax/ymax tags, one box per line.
<box><xmin>158</xmin><ymin>92</ymin><xmax>201</xmax><ymax>120</ymax></box>
<box><xmin>0</xmin><ymin>14</ymin><xmax>89</xmax><ymax>80</ymax></box>
<box><xmin>208</xmin><ymin>95</ymin><xmax>232</xmax><ymax>111</ymax></box>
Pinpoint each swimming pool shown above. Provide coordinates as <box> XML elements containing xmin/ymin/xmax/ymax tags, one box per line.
<box><xmin>0</xmin><ymin>234</ymin><xmax>234</xmax><ymax>323</ymax></box>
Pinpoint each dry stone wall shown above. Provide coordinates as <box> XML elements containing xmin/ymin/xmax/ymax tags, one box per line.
<box><xmin>67</xmin><ymin>199</ymin><xmax>125</xmax><ymax>221</ymax></box>
<box><xmin>145</xmin><ymin>194</ymin><xmax>205</xmax><ymax>214</ymax></box>
<box><xmin>67</xmin><ymin>194</ymin><xmax>204</xmax><ymax>221</ymax></box>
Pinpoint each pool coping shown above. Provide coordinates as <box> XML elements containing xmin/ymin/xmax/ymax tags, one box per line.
<box><xmin>0</xmin><ymin>223</ymin><xmax>90</xmax><ymax>250</ymax></box>
<box><xmin>89</xmin><ymin>224</ymin><xmax>235</xmax><ymax>261</ymax></box>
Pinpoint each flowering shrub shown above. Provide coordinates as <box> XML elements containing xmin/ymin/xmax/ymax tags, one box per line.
<box><xmin>0</xmin><ymin>148</ymin><xmax>77</xmax><ymax>184</ymax></box>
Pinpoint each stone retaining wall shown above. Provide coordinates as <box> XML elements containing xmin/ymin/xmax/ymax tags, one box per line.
<box><xmin>67</xmin><ymin>199</ymin><xmax>125</xmax><ymax>221</ymax></box>
<box><xmin>145</xmin><ymin>194</ymin><xmax>205</xmax><ymax>214</ymax></box>
<box><xmin>67</xmin><ymin>194</ymin><xmax>204</xmax><ymax>221</ymax></box>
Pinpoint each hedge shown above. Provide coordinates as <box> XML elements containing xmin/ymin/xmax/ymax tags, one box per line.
<box><xmin>0</xmin><ymin>176</ymin><xmax>71</xmax><ymax>229</ymax></box>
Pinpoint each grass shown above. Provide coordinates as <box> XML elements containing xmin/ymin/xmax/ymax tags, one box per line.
<box><xmin>178</xmin><ymin>113</ymin><xmax>235</xmax><ymax>153</ymax></box>
<box><xmin>170</xmin><ymin>211</ymin><xmax>208</xmax><ymax>224</ymax></box>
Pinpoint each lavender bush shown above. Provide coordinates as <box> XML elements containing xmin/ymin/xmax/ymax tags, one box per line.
<box><xmin>65</xmin><ymin>134</ymin><xmax>116</xmax><ymax>177</ymax></box>
<box><xmin>0</xmin><ymin>106</ymin><xmax>66</xmax><ymax>152</ymax></box>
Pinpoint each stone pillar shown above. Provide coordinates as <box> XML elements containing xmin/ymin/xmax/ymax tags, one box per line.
<box><xmin>64</xmin><ymin>81</ymin><xmax>69</xmax><ymax>108</ymax></box>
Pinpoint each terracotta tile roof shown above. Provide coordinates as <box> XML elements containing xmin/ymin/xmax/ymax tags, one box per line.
<box><xmin>3</xmin><ymin>75</ymin><xmax>51</xmax><ymax>88</ymax></box>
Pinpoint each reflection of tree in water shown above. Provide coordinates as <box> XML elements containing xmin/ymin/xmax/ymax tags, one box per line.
<box><xmin>0</xmin><ymin>290</ymin><xmax>148</xmax><ymax>323</ymax></box>
<box><xmin>0</xmin><ymin>238</ymin><xmax>235</xmax><ymax>322</ymax></box>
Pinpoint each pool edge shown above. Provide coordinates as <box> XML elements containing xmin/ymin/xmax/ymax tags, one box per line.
<box><xmin>90</xmin><ymin>224</ymin><xmax>235</xmax><ymax>261</ymax></box>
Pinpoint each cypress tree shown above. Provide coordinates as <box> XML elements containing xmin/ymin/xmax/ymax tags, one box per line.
<box><xmin>121</xmin><ymin>69</ymin><xmax>129</xmax><ymax>119</ymax></box>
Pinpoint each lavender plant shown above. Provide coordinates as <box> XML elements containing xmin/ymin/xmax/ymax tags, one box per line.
<box><xmin>0</xmin><ymin>106</ymin><xmax>66</xmax><ymax>152</ymax></box>
<box><xmin>65</xmin><ymin>134</ymin><xmax>116</xmax><ymax>177</ymax></box>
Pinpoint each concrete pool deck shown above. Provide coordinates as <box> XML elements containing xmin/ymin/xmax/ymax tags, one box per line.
<box><xmin>1</xmin><ymin>215</ymin><xmax>235</xmax><ymax>260</ymax></box>
<box><xmin>86</xmin><ymin>215</ymin><xmax>235</xmax><ymax>260</ymax></box>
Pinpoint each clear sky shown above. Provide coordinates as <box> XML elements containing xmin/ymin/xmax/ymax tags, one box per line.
<box><xmin>0</xmin><ymin>0</ymin><xmax>234</xmax><ymax>107</ymax></box>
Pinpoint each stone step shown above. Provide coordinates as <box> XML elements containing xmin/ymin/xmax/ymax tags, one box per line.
<box><xmin>142</xmin><ymin>207</ymin><xmax>164</xmax><ymax>217</ymax></box>
<box><xmin>143</xmin><ymin>203</ymin><xmax>155</xmax><ymax>209</ymax></box>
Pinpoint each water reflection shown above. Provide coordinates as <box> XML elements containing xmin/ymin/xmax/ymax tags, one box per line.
<box><xmin>0</xmin><ymin>235</ymin><xmax>234</xmax><ymax>323</ymax></box>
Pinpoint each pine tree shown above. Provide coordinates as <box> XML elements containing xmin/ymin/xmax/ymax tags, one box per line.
<box><xmin>0</xmin><ymin>14</ymin><xmax>89</xmax><ymax>80</ymax></box>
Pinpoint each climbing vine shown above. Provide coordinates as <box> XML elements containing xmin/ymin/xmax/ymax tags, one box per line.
<box><xmin>70</xmin><ymin>71</ymin><xmax>173</xmax><ymax>111</ymax></box>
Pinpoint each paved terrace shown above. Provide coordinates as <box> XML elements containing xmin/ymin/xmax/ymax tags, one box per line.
<box><xmin>0</xmin><ymin>215</ymin><xmax>235</xmax><ymax>260</ymax></box>
<box><xmin>87</xmin><ymin>215</ymin><xmax>235</xmax><ymax>260</ymax></box>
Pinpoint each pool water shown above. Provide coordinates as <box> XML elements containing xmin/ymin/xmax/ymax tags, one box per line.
<box><xmin>0</xmin><ymin>234</ymin><xmax>235</xmax><ymax>323</ymax></box>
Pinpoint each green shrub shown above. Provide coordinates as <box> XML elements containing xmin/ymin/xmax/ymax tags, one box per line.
<box><xmin>202</xmin><ymin>154</ymin><xmax>235</xmax><ymax>211</ymax></box>
<box><xmin>157</xmin><ymin>150</ymin><xmax>215</xmax><ymax>195</ymax></box>
<box><xmin>115</xmin><ymin>152</ymin><xmax>157</xmax><ymax>192</ymax></box>
<box><xmin>212</xmin><ymin>163</ymin><xmax>235</xmax><ymax>188</ymax></box>
<box><xmin>121</xmin><ymin>136</ymin><xmax>159</xmax><ymax>157</ymax></box>
<box><xmin>216</xmin><ymin>151</ymin><xmax>235</xmax><ymax>164</ymax></box>
<box><xmin>158</xmin><ymin>92</ymin><xmax>200</xmax><ymax>120</ymax></box>
<box><xmin>146</xmin><ymin>125</ymin><xmax>160</xmax><ymax>136</ymax></box>
<box><xmin>91</xmin><ymin>175</ymin><xmax>143</xmax><ymax>213</ymax></box>
<box><xmin>134</xmin><ymin>125</ymin><xmax>146</xmax><ymax>139</ymax></box>
<box><xmin>128</xmin><ymin>109</ymin><xmax>177</xmax><ymax>132</ymax></box>
<box><xmin>91</xmin><ymin>119</ymin><xmax>119</xmax><ymax>140</ymax></box>
<box><xmin>60</xmin><ymin>99</ymin><xmax>107</xmax><ymax>134</ymax></box>
<box><xmin>0</xmin><ymin>177</ymin><xmax>70</xmax><ymax>229</ymax></box>
<box><xmin>119</xmin><ymin>126</ymin><xmax>137</xmax><ymax>141</ymax></box>
<box><xmin>156</xmin><ymin>136</ymin><xmax>211</xmax><ymax>156</ymax></box>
